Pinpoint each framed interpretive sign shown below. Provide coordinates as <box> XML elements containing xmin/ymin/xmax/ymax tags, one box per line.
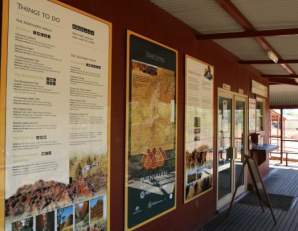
<box><xmin>184</xmin><ymin>55</ymin><xmax>214</xmax><ymax>203</ymax></box>
<box><xmin>252</xmin><ymin>80</ymin><xmax>268</xmax><ymax>98</ymax></box>
<box><xmin>125</xmin><ymin>31</ymin><xmax>177</xmax><ymax>230</ymax></box>
<box><xmin>0</xmin><ymin>0</ymin><xmax>111</xmax><ymax>230</ymax></box>
<box><xmin>249</xmin><ymin>98</ymin><xmax>257</xmax><ymax>133</ymax></box>
<box><xmin>256</xmin><ymin>97</ymin><xmax>265</xmax><ymax>132</ymax></box>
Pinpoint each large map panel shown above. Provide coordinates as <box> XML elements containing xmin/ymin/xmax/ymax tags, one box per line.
<box><xmin>126</xmin><ymin>32</ymin><xmax>177</xmax><ymax>230</ymax></box>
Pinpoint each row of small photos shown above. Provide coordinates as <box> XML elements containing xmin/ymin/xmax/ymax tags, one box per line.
<box><xmin>11</xmin><ymin>196</ymin><xmax>105</xmax><ymax>231</ymax></box>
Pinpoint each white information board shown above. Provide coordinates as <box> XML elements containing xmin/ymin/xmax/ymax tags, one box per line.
<box><xmin>1</xmin><ymin>0</ymin><xmax>111</xmax><ymax>230</ymax></box>
<box><xmin>184</xmin><ymin>55</ymin><xmax>214</xmax><ymax>203</ymax></box>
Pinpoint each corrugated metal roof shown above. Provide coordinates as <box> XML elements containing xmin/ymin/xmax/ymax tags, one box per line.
<box><xmin>289</xmin><ymin>64</ymin><xmax>298</xmax><ymax>73</ymax></box>
<box><xmin>215</xmin><ymin>38</ymin><xmax>268</xmax><ymax>60</ymax></box>
<box><xmin>270</xmin><ymin>84</ymin><xmax>298</xmax><ymax>106</ymax></box>
<box><xmin>151</xmin><ymin>0</ymin><xmax>298</xmax><ymax>107</ymax></box>
<box><xmin>150</xmin><ymin>0</ymin><xmax>243</xmax><ymax>33</ymax></box>
<box><xmin>232</xmin><ymin>0</ymin><xmax>298</xmax><ymax>30</ymax></box>
<box><xmin>151</xmin><ymin>0</ymin><xmax>297</xmax><ymax>75</ymax></box>
<box><xmin>266</xmin><ymin>35</ymin><xmax>298</xmax><ymax>60</ymax></box>
<box><xmin>252</xmin><ymin>64</ymin><xmax>288</xmax><ymax>75</ymax></box>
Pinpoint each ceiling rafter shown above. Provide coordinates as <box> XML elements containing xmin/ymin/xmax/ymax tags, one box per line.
<box><xmin>268</xmin><ymin>78</ymin><xmax>298</xmax><ymax>85</ymax></box>
<box><xmin>196</xmin><ymin>28</ymin><xmax>298</xmax><ymax>40</ymax></box>
<box><xmin>262</xmin><ymin>75</ymin><xmax>298</xmax><ymax>79</ymax></box>
<box><xmin>239</xmin><ymin>59</ymin><xmax>298</xmax><ymax>64</ymax></box>
<box><xmin>215</xmin><ymin>0</ymin><xmax>296</xmax><ymax>76</ymax></box>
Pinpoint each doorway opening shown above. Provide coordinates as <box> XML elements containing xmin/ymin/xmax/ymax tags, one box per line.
<box><xmin>217</xmin><ymin>89</ymin><xmax>248</xmax><ymax>210</ymax></box>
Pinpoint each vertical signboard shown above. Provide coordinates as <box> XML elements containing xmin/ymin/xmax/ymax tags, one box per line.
<box><xmin>1</xmin><ymin>0</ymin><xmax>111</xmax><ymax>230</ymax></box>
<box><xmin>184</xmin><ymin>55</ymin><xmax>214</xmax><ymax>202</ymax></box>
<box><xmin>126</xmin><ymin>31</ymin><xmax>177</xmax><ymax>230</ymax></box>
<box><xmin>252</xmin><ymin>80</ymin><xmax>268</xmax><ymax>98</ymax></box>
<box><xmin>249</xmin><ymin>98</ymin><xmax>257</xmax><ymax>133</ymax></box>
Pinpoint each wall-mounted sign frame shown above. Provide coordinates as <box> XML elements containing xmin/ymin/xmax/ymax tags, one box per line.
<box><xmin>222</xmin><ymin>83</ymin><xmax>231</xmax><ymax>91</ymax></box>
<box><xmin>256</xmin><ymin>97</ymin><xmax>266</xmax><ymax>132</ymax></box>
<box><xmin>252</xmin><ymin>80</ymin><xmax>268</xmax><ymax>98</ymax></box>
<box><xmin>1</xmin><ymin>0</ymin><xmax>111</xmax><ymax>230</ymax></box>
<box><xmin>184</xmin><ymin>55</ymin><xmax>214</xmax><ymax>203</ymax></box>
<box><xmin>249</xmin><ymin>98</ymin><xmax>257</xmax><ymax>133</ymax></box>
<box><xmin>125</xmin><ymin>30</ymin><xmax>177</xmax><ymax>230</ymax></box>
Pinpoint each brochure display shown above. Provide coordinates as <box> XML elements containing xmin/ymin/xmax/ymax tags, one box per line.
<box><xmin>126</xmin><ymin>31</ymin><xmax>177</xmax><ymax>230</ymax></box>
<box><xmin>0</xmin><ymin>0</ymin><xmax>111</xmax><ymax>230</ymax></box>
<box><xmin>184</xmin><ymin>55</ymin><xmax>214</xmax><ymax>202</ymax></box>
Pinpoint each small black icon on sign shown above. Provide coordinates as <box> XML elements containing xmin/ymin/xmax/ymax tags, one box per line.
<box><xmin>46</xmin><ymin>77</ymin><xmax>56</xmax><ymax>86</ymax></box>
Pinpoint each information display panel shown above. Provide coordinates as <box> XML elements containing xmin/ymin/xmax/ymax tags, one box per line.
<box><xmin>249</xmin><ymin>98</ymin><xmax>257</xmax><ymax>133</ymax></box>
<box><xmin>184</xmin><ymin>55</ymin><xmax>214</xmax><ymax>203</ymax></box>
<box><xmin>1</xmin><ymin>0</ymin><xmax>111</xmax><ymax>230</ymax></box>
<box><xmin>126</xmin><ymin>31</ymin><xmax>177</xmax><ymax>230</ymax></box>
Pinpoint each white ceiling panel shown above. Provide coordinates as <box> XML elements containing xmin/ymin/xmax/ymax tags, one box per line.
<box><xmin>215</xmin><ymin>38</ymin><xmax>268</xmax><ymax>60</ymax></box>
<box><xmin>252</xmin><ymin>64</ymin><xmax>288</xmax><ymax>75</ymax></box>
<box><xmin>270</xmin><ymin>84</ymin><xmax>298</xmax><ymax>106</ymax></box>
<box><xmin>232</xmin><ymin>0</ymin><xmax>298</xmax><ymax>30</ymax></box>
<box><xmin>151</xmin><ymin>0</ymin><xmax>298</xmax><ymax>81</ymax></box>
<box><xmin>266</xmin><ymin>35</ymin><xmax>298</xmax><ymax>60</ymax></box>
<box><xmin>150</xmin><ymin>0</ymin><xmax>243</xmax><ymax>33</ymax></box>
<box><xmin>289</xmin><ymin>64</ymin><xmax>298</xmax><ymax>73</ymax></box>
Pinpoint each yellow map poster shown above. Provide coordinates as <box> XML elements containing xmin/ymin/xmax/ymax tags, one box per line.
<box><xmin>130</xmin><ymin>61</ymin><xmax>175</xmax><ymax>155</ymax></box>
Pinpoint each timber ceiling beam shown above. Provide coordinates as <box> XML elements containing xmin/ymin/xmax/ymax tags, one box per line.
<box><xmin>262</xmin><ymin>75</ymin><xmax>298</xmax><ymax>79</ymax></box>
<box><xmin>196</xmin><ymin>28</ymin><xmax>298</xmax><ymax>40</ymax></box>
<box><xmin>239</xmin><ymin>59</ymin><xmax>298</xmax><ymax>64</ymax></box>
<box><xmin>268</xmin><ymin>78</ymin><xmax>298</xmax><ymax>85</ymax></box>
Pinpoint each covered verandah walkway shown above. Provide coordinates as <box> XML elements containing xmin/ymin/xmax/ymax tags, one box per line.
<box><xmin>202</xmin><ymin>166</ymin><xmax>298</xmax><ymax>231</ymax></box>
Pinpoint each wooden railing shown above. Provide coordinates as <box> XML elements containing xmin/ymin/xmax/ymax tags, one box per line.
<box><xmin>269</xmin><ymin>138</ymin><xmax>298</xmax><ymax>165</ymax></box>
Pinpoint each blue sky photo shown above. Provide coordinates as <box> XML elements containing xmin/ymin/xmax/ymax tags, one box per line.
<box><xmin>90</xmin><ymin>197</ymin><xmax>102</xmax><ymax>208</ymax></box>
<box><xmin>59</xmin><ymin>206</ymin><xmax>73</xmax><ymax>223</ymax></box>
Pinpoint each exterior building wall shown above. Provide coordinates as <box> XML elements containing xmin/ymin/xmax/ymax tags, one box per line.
<box><xmin>1</xmin><ymin>0</ymin><xmax>270</xmax><ymax>230</ymax></box>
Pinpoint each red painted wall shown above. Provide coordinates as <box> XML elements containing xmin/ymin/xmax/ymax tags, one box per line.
<box><xmin>2</xmin><ymin>0</ymin><xmax>270</xmax><ymax>230</ymax></box>
<box><xmin>57</xmin><ymin>0</ymin><xmax>270</xmax><ymax>230</ymax></box>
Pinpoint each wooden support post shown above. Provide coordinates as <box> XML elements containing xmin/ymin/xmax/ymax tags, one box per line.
<box><xmin>280</xmin><ymin>109</ymin><xmax>284</xmax><ymax>164</ymax></box>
